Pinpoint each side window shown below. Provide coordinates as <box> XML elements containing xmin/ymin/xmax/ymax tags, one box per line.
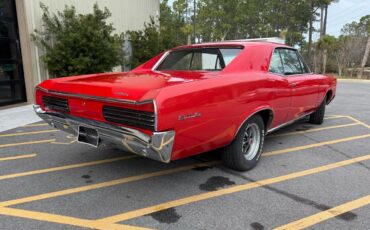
<box><xmin>297</xmin><ymin>53</ymin><xmax>311</xmax><ymax>73</ymax></box>
<box><xmin>279</xmin><ymin>49</ymin><xmax>303</xmax><ymax>75</ymax></box>
<box><xmin>191</xmin><ymin>52</ymin><xmax>220</xmax><ymax>70</ymax></box>
<box><xmin>159</xmin><ymin>51</ymin><xmax>192</xmax><ymax>70</ymax></box>
<box><xmin>269</xmin><ymin>49</ymin><xmax>284</xmax><ymax>74</ymax></box>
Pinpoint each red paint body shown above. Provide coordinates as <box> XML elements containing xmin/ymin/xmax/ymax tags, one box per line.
<box><xmin>35</xmin><ymin>42</ymin><xmax>337</xmax><ymax>160</ymax></box>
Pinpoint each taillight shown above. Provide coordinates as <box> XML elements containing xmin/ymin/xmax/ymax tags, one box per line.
<box><xmin>34</xmin><ymin>87</ymin><xmax>43</xmax><ymax>105</ymax></box>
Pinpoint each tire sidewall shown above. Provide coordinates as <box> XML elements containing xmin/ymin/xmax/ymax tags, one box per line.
<box><xmin>232</xmin><ymin>115</ymin><xmax>265</xmax><ymax>170</ymax></box>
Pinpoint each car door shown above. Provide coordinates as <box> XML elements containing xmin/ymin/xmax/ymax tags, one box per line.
<box><xmin>266</xmin><ymin>48</ymin><xmax>292</xmax><ymax>127</ymax></box>
<box><xmin>278</xmin><ymin>48</ymin><xmax>319</xmax><ymax>121</ymax></box>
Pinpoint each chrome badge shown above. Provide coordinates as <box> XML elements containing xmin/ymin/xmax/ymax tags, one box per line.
<box><xmin>115</xmin><ymin>92</ymin><xmax>129</xmax><ymax>96</ymax></box>
<box><xmin>179</xmin><ymin>112</ymin><xmax>201</xmax><ymax>121</ymax></box>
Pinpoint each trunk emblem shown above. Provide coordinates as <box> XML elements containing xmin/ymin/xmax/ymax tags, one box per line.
<box><xmin>115</xmin><ymin>92</ymin><xmax>129</xmax><ymax>96</ymax></box>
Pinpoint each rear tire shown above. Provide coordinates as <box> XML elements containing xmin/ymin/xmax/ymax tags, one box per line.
<box><xmin>223</xmin><ymin>115</ymin><xmax>265</xmax><ymax>171</ymax></box>
<box><xmin>309</xmin><ymin>96</ymin><xmax>326</xmax><ymax>125</ymax></box>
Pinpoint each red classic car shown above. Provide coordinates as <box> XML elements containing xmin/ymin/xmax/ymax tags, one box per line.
<box><xmin>34</xmin><ymin>40</ymin><xmax>336</xmax><ymax>171</ymax></box>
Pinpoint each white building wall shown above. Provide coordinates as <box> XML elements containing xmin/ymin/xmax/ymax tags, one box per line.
<box><xmin>16</xmin><ymin>0</ymin><xmax>159</xmax><ymax>102</ymax></box>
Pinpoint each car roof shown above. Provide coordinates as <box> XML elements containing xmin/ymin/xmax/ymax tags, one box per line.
<box><xmin>171</xmin><ymin>41</ymin><xmax>291</xmax><ymax>51</ymax></box>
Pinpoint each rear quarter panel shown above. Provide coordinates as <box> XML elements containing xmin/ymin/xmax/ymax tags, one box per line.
<box><xmin>317</xmin><ymin>74</ymin><xmax>337</xmax><ymax>104</ymax></box>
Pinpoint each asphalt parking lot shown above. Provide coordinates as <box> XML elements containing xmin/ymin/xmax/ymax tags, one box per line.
<box><xmin>0</xmin><ymin>80</ymin><xmax>370</xmax><ymax>230</ymax></box>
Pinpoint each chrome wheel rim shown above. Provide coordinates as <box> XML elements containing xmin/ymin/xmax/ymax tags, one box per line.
<box><xmin>242</xmin><ymin>123</ymin><xmax>261</xmax><ymax>160</ymax></box>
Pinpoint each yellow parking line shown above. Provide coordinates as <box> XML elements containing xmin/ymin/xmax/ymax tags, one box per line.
<box><xmin>275</xmin><ymin>194</ymin><xmax>370</xmax><ymax>230</ymax></box>
<box><xmin>51</xmin><ymin>140</ymin><xmax>77</xmax><ymax>145</ymax></box>
<box><xmin>23</xmin><ymin>123</ymin><xmax>48</xmax><ymax>127</ymax></box>
<box><xmin>325</xmin><ymin>115</ymin><xmax>346</xmax><ymax>118</ymax></box>
<box><xmin>0</xmin><ymin>161</ymin><xmax>222</xmax><ymax>207</ymax></box>
<box><xmin>345</xmin><ymin>116</ymin><xmax>370</xmax><ymax>129</ymax></box>
<box><xmin>0</xmin><ymin>139</ymin><xmax>56</xmax><ymax>149</ymax></box>
<box><xmin>324</xmin><ymin>117</ymin><xmax>342</xmax><ymax>120</ymax></box>
<box><xmin>0</xmin><ymin>154</ymin><xmax>37</xmax><ymax>162</ymax></box>
<box><xmin>97</xmin><ymin>154</ymin><xmax>370</xmax><ymax>224</ymax></box>
<box><xmin>269</xmin><ymin>123</ymin><xmax>359</xmax><ymax>138</ymax></box>
<box><xmin>1</xmin><ymin>132</ymin><xmax>369</xmax><ymax>207</ymax></box>
<box><xmin>0</xmin><ymin>130</ymin><xmax>57</xmax><ymax>138</ymax></box>
<box><xmin>263</xmin><ymin>134</ymin><xmax>370</xmax><ymax>156</ymax></box>
<box><xmin>0</xmin><ymin>155</ymin><xmax>137</xmax><ymax>181</ymax></box>
<box><xmin>0</xmin><ymin>207</ymin><xmax>150</xmax><ymax>230</ymax></box>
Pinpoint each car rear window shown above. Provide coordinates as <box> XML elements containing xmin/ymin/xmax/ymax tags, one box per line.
<box><xmin>157</xmin><ymin>48</ymin><xmax>242</xmax><ymax>71</ymax></box>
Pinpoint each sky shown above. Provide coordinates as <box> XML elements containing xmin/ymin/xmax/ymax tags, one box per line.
<box><xmin>323</xmin><ymin>0</ymin><xmax>370</xmax><ymax>38</ymax></box>
<box><xmin>166</xmin><ymin>0</ymin><xmax>370</xmax><ymax>39</ymax></box>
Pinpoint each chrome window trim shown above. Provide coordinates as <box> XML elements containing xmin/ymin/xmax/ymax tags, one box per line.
<box><xmin>152</xmin><ymin>51</ymin><xmax>170</xmax><ymax>71</ymax></box>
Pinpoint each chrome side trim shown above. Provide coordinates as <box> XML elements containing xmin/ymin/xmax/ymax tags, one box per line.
<box><xmin>33</xmin><ymin>105</ymin><xmax>174</xmax><ymax>163</ymax></box>
<box><xmin>36</xmin><ymin>86</ymin><xmax>154</xmax><ymax>105</ymax></box>
<box><xmin>267</xmin><ymin>112</ymin><xmax>313</xmax><ymax>134</ymax></box>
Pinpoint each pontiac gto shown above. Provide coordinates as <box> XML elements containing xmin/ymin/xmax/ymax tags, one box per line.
<box><xmin>34</xmin><ymin>40</ymin><xmax>337</xmax><ymax>171</ymax></box>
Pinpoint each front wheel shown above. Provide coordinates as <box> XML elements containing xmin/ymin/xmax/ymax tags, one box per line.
<box><xmin>223</xmin><ymin>115</ymin><xmax>265</xmax><ymax>171</ymax></box>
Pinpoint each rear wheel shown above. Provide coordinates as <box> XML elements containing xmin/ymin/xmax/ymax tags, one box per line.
<box><xmin>309</xmin><ymin>96</ymin><xmax>326</xmax><ymax>124</ymax></box>
<box><xmin>223</xmin><ymin>115</ymin><xmax>265</xmax><ymax>171</ymax></box>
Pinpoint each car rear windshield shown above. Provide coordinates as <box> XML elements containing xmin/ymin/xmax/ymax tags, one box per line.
<box><xmin>156</xmin><ymin>48</ymin><xmax>242</xmax><ymax>71</ymax></box>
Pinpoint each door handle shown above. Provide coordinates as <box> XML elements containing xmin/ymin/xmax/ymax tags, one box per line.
<box><xmin>290</xmin><ymin>82</ymin><xmax>297</xmax><ymax>87</ymax></box>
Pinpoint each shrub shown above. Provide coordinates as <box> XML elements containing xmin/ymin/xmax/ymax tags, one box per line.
<box><xmin>32</xmin><ymin>3</ymin><xmax>123</xmax><ymax>77</ymax></box>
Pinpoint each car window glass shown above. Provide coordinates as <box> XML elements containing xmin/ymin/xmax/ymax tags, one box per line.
<box><xmin>279</xmin><ymin>49</ymin><xmax>303</xmax><ymax>75</ymax></box>
<box><xmin>157</xmin><ymin>48</ymin><xmax>242</xmax><ymax>71</ymax></box>
<box><xmin>269</xmin><ymin>49</ymin><xmax>284</xmax><ymax>74</ymax></box>
<box><xmin>159</xmin><ymin>51</ymin><xmax>192</xmax><ymax>70</ymax></box>
<box><xmin>220</xmin><ymin>49</ymin><xmax>242</xmax><ymax>66</ymax></box>
<box><xmin>297</xmin><ymin>53</ymin><xmax>310</xmax><ymax>73</ymax></box>
<box><xmin>191</xmin><ymin>52</ymin><xmax>220</xmax><ymax>70</ymax></box>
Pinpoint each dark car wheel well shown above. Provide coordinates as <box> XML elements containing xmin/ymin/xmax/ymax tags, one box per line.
<box><xmin>257</xmin><ymin>109</ymin><xmax>274</xmax><ymax>131</ymax></box>
<box><xmin>326</xmin><ymin>90</ymin><xmax>333</xmax><ymax>104</ymax></box>
<box><xmin>234</xmin><ymin>109</ymin><xmax>274</xmax><ymax>139</ymax></box>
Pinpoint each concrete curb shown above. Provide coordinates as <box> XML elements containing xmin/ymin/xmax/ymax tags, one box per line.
<box><xmin>337</xmin><ymin>79</ymin><xmax>370</xmax><ymax>83</ymax></box>
<box><xmin>0</xmin><ymin>104</ymin><xmax>42</xmax><ymax>132</ymax></box>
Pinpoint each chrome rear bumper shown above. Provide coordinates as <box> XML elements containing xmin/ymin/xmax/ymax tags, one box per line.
<box><xmin>33</xmin><ymin>105</ymin><xmax>175</xmax><ymax>163</ymax></box>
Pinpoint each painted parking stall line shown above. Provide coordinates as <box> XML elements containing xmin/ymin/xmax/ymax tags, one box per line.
<box><xmin>23</xmin><ymin>123</ymin><xmax>48</xmax><ymax>127</ymax></box>
<box><xmin>275</xmin><ymin>194</ymin><xmax>370</xmax><ymax>230</ymax></box>
<box><xmin>268</xmin><ymin>123</ymin><xmax>360</xmax><ymax>138</ymax></box>
<box><xmin>0</xmin><ymin>155</ymin><xmax>369</xmax><ymax>230</ymax></box>
<box><xmin>0</xmin><ymin>139</ymin><xmax>56</xmax><ymax>149</ymax></box>
<box><xmin>263</xmin><ymin>134</ymin><xmax>370</xmax><ymax>157</ymax></box>
<box><xmin>97</xmin><ymin>154</ymin><xmax>370</xmax><ymax>224</ymax></box>
<box><xmin>0</xmin><ymin>161</ymin><xmax>222</xmax><ymax>207</ymax></box>
<box><xmin>0</xmin><ymin>154</ymin><xmax>37</xmax><ymax>162</ymax></box>
<box><xmin>0</xmin><ymin>207</ymin><xmax>151</xmax><ymax>230</ymax></box>
<box><xmin>0</xmin><ymin>123</ymin><xmax>367</xmax><ymax>206</ymax></box>
<box><xmin>0</xmin><ymin>155</ymin><xmax>137</xmax><ymax>181</ymax></box>
<box><xmin>0</xmin><ymin>130</ymin><xmax>58</xmax><ymax>138</ymax></box>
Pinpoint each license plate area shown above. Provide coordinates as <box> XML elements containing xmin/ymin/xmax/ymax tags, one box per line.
<box><xmin>78</xmin><ymin>126</ymin><xmax>99</xmax><ymax>147</ymax></box>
